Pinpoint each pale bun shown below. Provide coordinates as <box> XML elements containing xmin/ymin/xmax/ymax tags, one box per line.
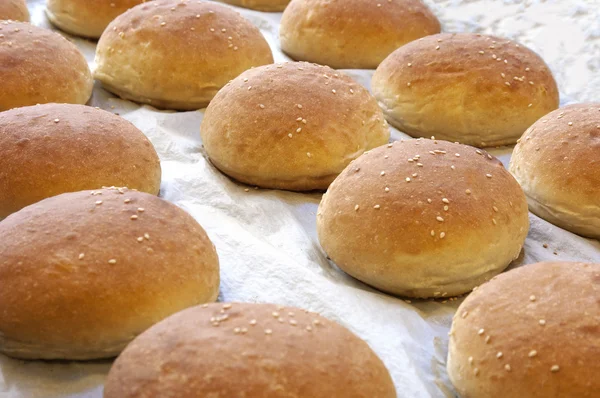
<box><xmin>217</xmin><ymin>0</ymin><xmax>289</xmax><ymax>12</ymax></box>
<box><xmin>280</xmin><ymin>0</ymin><xmax>440</xmax><ymax>69</ymax></box>
<box><xmin>201</xmin><ymin>62</ymin><xmax>390</xmax><ymax>190</ymax></box>
<box><xmin>46</xmin><ymin>0</ymin><xmax>149</xmax><ymax>39</ymax></box>
<box><xmin>104</xmin><ymin>303</ymin><xmax>396</xmax><ymax>398</ymax></box>
<box><xmin>447</xmin><ymin>261</ymin><xmax>600</xmax><ymax>398</ymax></box>
<box><xmin>0</xmin><ymin>21</ymin><xmax>92</xmax><ymax>111</ymax></box>
<box><xmin>0</xmin><ymin>0</ymin><xmax>29</xmax><ymax>21</ymax></box>
<box><xmin>0</xmin><ymin>104</ymin><xmax>161</xmax><ymax>218</ymax></box>
<box><xmin>509</xmin><ymin>104</ymin><xmax>600</xmax><ymax>239</ymax></box>
<box><xmin>317</xmin><ymin>139</ymin><xmax>529</xmax><ymax>298</ymax></box>
<box><xmin>372</xmin><ymin>33</ymin><xmax>559</xmax><ymax>147</ymax></box>
<box><xmin>94</xmin><ymin>0</ymin><xmax>273</xmax><ymax>110</ymax></box>
<box><xmin>0</xmin><ymin>188</ymin><xmax>220</xmax><ymax>360</ymax></box>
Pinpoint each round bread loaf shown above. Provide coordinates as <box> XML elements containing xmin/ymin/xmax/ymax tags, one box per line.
<box><xmin>46</xmin><ymin>0</ymin><xmax>148</xmax><ymax>39</ymax></box>
<box><xmin>509</xmin><ymin>104</ymin><xmax>600</xmax><ymax>239</ymax></box>
<box><xmin>104</xmin><ymin>303</ymin><xmax>396</xmax><ymax>397</ymax></box>
<box><xmin>280</xmin><ymin>0</ymin><xmax>440</xmax><ymax>69</ymax></box>
<box><xmin>0</xmin><ymin>104</ymin><xmax>161</xmax><ymax>218</ymax></box>
<box><xmin>201</xmin><ymin>62</ymin><xmax>390</xmax><ymax>190</ymax></box>
<box><xmin>216</xmin><ymin>0</ymin><xmax>289</xmax><ymax>12</ymax></box>
<box><xmin>0</xmin><ymin>188</ymin><xmax>220</xmax><ymax>360</ymax></box>
<box><xmin>0</xmin><ymin>0</ymin><xmax>29</xmax><ymax>21</ymax></box>
<box><xmin>447</xmin><ymin>261</ymin><xmax>600</xmax><ymax>397</ymax></box>
<box><xmin>317</xmin><ymin>139</ymin><xmax>529</xmax><ymax>298</ymax></box>
<box><xmin>372</xmin><ymin>33</ymin><xmax>559</xmax><ymax>147</ymax></box>
<box><xmin>0</xmin><ymin>21</ymin><xmax>93</xmax><ymax>111</ymax></box>
<box><xmin>94</xmin><ymin>0</ymin><xmax>274</xmax><ymax>110</ymax></box>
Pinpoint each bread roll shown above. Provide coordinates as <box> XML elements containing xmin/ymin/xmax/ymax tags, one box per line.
<box><xmin>201</xmin><ymin>62</ymin><xmax>390</xmax><ymax>190</ymax></box>
<box><xmin>0</xmin><ymin>188</ymin><xmax>220</xmax><ymax>360</ymax></box>
<box><xmin>0</xmin><ymin>0</ymin><xmax>29</xmax><ymax>21</ymax></box>
<box><xmin>317</xmin><ymin>139</ymin><xmax>529</xmax><ymax>298</ymax></box>
<box><xmin>217</xmin><ymin>0</ymin><xmax>289</xmax><ymax>12</ymax></box>
<box><xmin>280</xmin><ymin>0</ymin><xmax>440</xmax><ymax>69</ymax></box>
<box><xmin>0</xmin><ymin>104</ymin><xmax>161</xmax><ymax>218</ymax></box>
<box><xmin>104</xmin><ymin>303</ymin><xmax>396</xmax><ymax>397</ymax></box>
<box><xmin>94</xmin><ymin>0</ymin><xmax>273</xmax><ymax>110</ymax></box>
<box><xmin>447</xmin><ymin>261</ymin><xmax>600</xmax><ymax>398</ymax></box>
<box><xmin>509</xmin><ymin>104</ymin><xmax>600</xmax><ymax>239</ymax></box>
<box><xmin>372</xmin><ymin>33</ymin><xmax>559</xmax><ymax>147</ymax></box>
<box><xmin>46</xmin><ymin>0</ymin><xmax>148</xmax><ymax>39</ymax></box>
<box><xmin>0</xmin><ymin>21</ymin><xmax>92</xmax><ymax>111</ymax></box>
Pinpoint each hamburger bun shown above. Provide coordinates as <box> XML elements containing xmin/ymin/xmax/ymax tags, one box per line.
<box><xmin>104</xmin><ymin>303</ymin><xmax>396</xmax><ymax>397</ymax></box>
<box><xmin>509</xmin><ymin>104</ymin><xmax>600</xmax><ymax>239</ymax></box>
<box><xmin>372</xmin><ymin>33</ymin><xmax>559</xmax><ymax>147</ymax></box>
<box><xmin>216</xmin><ymin>0</ymin><xmax>289</xmax><ymax>12</ymax></box>
<box><xmin>0</xmin><ymin>0</ymin><xmax>29</xmax><ymax>21</ymax></box>
<box><xmin>46</xmin><ymin>0</ymin><xmax>149</xmax><ymax>39</ymax></box>
<box><xmin>317</xmin><ymin>139</ymin><xmax>529</xmax><ymax>298</ymax></box>
<box><xmin>0</xmin><ymin>188</ymin><xmax>220</xmax><ymax>360</ymax></box>
<box><xmin>94</xmin><ymin>0</ymin><xmax>274</xmax><ymax>110</ymax></box>
<box><xmin>447</xmin><ymin>261</ymin><xmax>600</xmax><ymax>397</ymax></box>
<box><xmin>280</xmin><ymin>0</ymin><xmax>441</xmax><ymax>69</ymax></box>
<box><xmin>201</xmin><ymin>62</ymin><xmax>390</xmax><ymax>190</ymax></box>
<box><xmin>0</xmin><ymin>21</ymin><xmax>93</xmax><ymax>111</ymax></box>
<box><xmin>0</xmin><ymin>104</ymin><xmax>161</xmax><ymax>218</ymax></box>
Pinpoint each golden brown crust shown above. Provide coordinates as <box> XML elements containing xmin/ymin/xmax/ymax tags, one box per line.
<box><xmin>217</xmin><ymin>0</ymin><xmax>290</xmax><ymax>12</ymax></box>
<box><xmin>0</xmin><ymin>188</ymin><xmax>220</xmax><ymax>360</ymax></box>
<box><xmin>0</xmin><ymin>21</ymin><xmax>93</xmax><ymax>111</ymax></box>
<box><xmin>0</xmin><ymin>104</ymin><xmax>162</xmax><ymax>218</ymax></box>
<box><xmin>46</xmin><ymin>0</ymin><xmax>149</xmax><ymax>39</ymax></box>
<box><xmin>0</xmin><ymin>0</ymin><xmax>29</xmax><ymax>21</ymax></box>
<box><xmin>372</xmin><ymin>33</ymin><xmax>559</xmax><ymax>147</ymax></box>
<box><xmin>94</xmin><ymin>0</ymin><xmax>274</xmax><ymax>110</ymax></box>
<box><xmin>447</xmin><ymin>262</ymin><xmax>600</xmax><ymax>398</ymax></box>
<box><xmin>317</xmin><ymin>139</ymin><xmax>529</xmax><ymax>298</ymax></box>
<box><xmin>509</xmin><ymin>104</ymin><xmax>600</xmax><ymax>238</ymax></box>
<box><xmin>280</xmin><ymin>0</ymin><xmax>440</xmax><ymax>69</ymax></box>
<box><xmin>104</xmin><ymin>303</ymin><xmax>396</xmax><ymax>398</ymax></box>
<box><xmin>200</xmin><ymin>62</ymin><xmax>390</xmax><ymax>191</ymax></box>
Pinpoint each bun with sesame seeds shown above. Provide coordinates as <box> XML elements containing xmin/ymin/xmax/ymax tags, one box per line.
<box><xmin>372</xmin><ymin>33</ymin><xmax>560</xmax><ymax>147</ymax></box>
<box><xmin>45</xmin><ymin>0</ymin><xmax>149</xmax><ymax>39</ymax></box>
<box><xmin>0</xmin><ymin>21</ymin><xmax>92</xmax><ymax>111</ymax></box>
<box><xmin>509</xmin><ymin>104</ymin><xmax>600</xmax><ymax>239</ymax></box>
<box><xmin>103</xmin><ymin>302</ymin><xmax>397</xmax><ymax>398</ymax></box>
<box><xmin>200</xmin><ymin>62</ymin><xmax>390</xmax><ymax>191</ymax></box>
<box><xmin>447</xmin><ymin>261</ymin><xmax>600</xmax><ymax>398</ymax></box>
<box><xmin>216</xmin><ymin>0</ymin><xmax>290</xmax><ymax>12</ymax></box>
<box><xmin>0</xmin><ymin>104</ymin><xmax>162</xmax><ymax>218</ymax></box>
<box><xmin>0</xmin><ymin>188</ymin><xmax>220</xmax><ymax>360</ymax></box>
<box><xmin>279</xmin><ymin>0</ymin><xmax>440</xmax><ymax>69</ymax></box>
<box><xmin>317</xmin><ymin>139</ymin><xmax>529</xmax><ymax>298</ymax></box>
<box><xmin>94</xmin><ymin>0</ymin><xmax>273</xmax><ymax>110</ymax></box>
<box><xmin>0</xmin><ymin>0</ymin><xmax>29</xmax><ymax>21</ymax></box>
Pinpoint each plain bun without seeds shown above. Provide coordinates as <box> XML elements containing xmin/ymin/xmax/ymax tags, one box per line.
<box><xmin>447</xmin><ymin>261</ymin><xmax>600</xmax><ymax>398</ymax></box>
<box><xmin>0</xmin><ymin>188</ymin><xmax>220</xmax><ymax>360</ymax></box>
<box><xmin>372</xmin><ymin>33</ymin><xmax>559</xmax><ymax>147</ymax></box>
<box><xmin>317</xmin><ymin>139</ymin><xmax>529</xmax><ymax>298</ymax></box>
<box><xmin>104</xmin><ymin>302</ymin><xmax>397</xmax><ymax>398</ymax></box>
<box><xmin>0</xmin><ymin>104</ymin><xmax>161</xmax><ymax>218</ymax></box>
<box><xmin>509</xmin><ymin>104</ymin><xmax>600</xmax><ymax>239</ymax></box>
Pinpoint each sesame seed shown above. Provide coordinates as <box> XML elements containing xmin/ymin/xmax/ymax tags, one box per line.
<box><xmin>354</xmin><ymin>204</ymin><xmax>360</xmax><ymax>211</ymax></box>
<box><xmin>505</xmin><ymin>364</ymin><xmax>512</xmax><ymax>372</ymax></box>
<box><xmin>486</xmin><ymin>174</ymin><xmax>492</xmax><ymax>178</ymax></box>
<box><xmin>296</xmin><ymin>128</ymin><xmax>302</xmax><ymax>133</ymax></box>
<box><xmin>528</xmin><ymin>350</ymin><xmax>537</xmax><ymax>358</ymax></box>
<box><xmin>385</xmin><ymin>187</ymin><xmax>390</xmax><ymax>192</ymax></box>
<box><xmin>493</xmin><ymin>206</ymin><xmax>499</xmax><ymax>212</ymax></box>
<box><xmin>297</xmin><ymin>104</ymin><xmax>303</xmax><ymax>109</ymax></box>
<box><xmin>108</xmin><ymin>259</ymin><xmax>117</xmax><ymax>264</ymax></box>
<box><xmin>144</xmin><ymin>233</ymin><xmax>150</xmax><ymax>240</ymax></box>
<box><xmin>250</xmin><ymin>319</ymin><xmax>257</xmax><ymax>325</ymax></box>
<box><xmin>130</xmin><ymin>215</ymin><xmax>138</xmax><ymax>220</ymax></box>
<box><xmin>124</xmin><ymin>199</ymin><xmax>131</xmax><ymax>204</ymax></box>
<box><xmin>288</xmin><ymin>134</ymin><xmax>293</xmax><ymax>138</ymax></box>
<box><xmin>137</xmin><ymin>237</ymin><xmax>144</xmax><ymax>242</ymax></box>
<box><xmin>473</xmin><ymin>368</ymin><xmax>480</xmax><ymax>376</ymax></box>
<box><xmin>468</xmin><ymin>356</ymin><xmax>474</xmax><ymax>365</ymax></box>
<box><xmin>306</xmin><ymin>326</ymin><xmax>313</xmax><ymax>331</ymax></box>
<box><xmin>539</xmin><ymin>319</ymin><xmax>546</xmax><ymax>326</ymax></box>
<box><xmin>265</xmin><ymin>329</ymin><xmax>272</xmax><ymax>335</ymax></box>
<box><xmin>461</xmin><ymin>311</ymin><xmax>468</xmax><ymax>318</ymax></box>
<box><xmin>406</xmin><ymin>177</ymin><xmax>411</xmax><ymax>182</ymax></box>
<box><xmin>306</xmin><ymin>152</ymin><xmax>312</xmax><ymax>158</ymax></box>
<box><xmin>496</xmin><ymin>352</ymin><xmax>503</xmax><ymax>359</ymax></box>
<box><xmin>380</xmin><ymin>171</ymin><xmax>386</xmax><ymax>176</ymax></box>
<box><xmin>551</xmin><ymin>365</ymin><xmax>560</xmax><ymax>372</ymax></box>
<box><xmin>54</xmin><ymin>119</ymin><xmax>60</xmax><ymax>123</ymax></box>
<box><xmin>492</xmin><ymin>219</ymin><xmax>497</xmax><ymax>225</ymax></box>
<box><xmin>137</xmin><ymin>208</ymin><xmax>145</xmax><ymax>212</ymax></box>
<box><xmin>530</xmin><ymin>295</ymin><xmax>536</xmax><ymax>301</ymax></box>
<box><xmin>374</xmin><ymin>205</ymin><xmax>381</xmax><ymax>209</ymax></box>
<box><xmin>272</xmin><ymin>311</ymin><xmax>280</xmax><ymax>317</ymax></box>
<box><xmin>427</xmin><ymin>199</ymin><xmax>432</xmax><ymax>204</ymax></box>
<box><xmin>442</xmin><ymin>198</ymin><xmax>450</xmax><ymax>204</ymax></box>
<box><xmin>440</xmin><ymin>232</ymin><xmax>446</xmax><ymax>239</ymax></box>
<box><xmin>436</xmin><ymin>216</ymin><xmax>444</xmax><ymax>222</ymax></box>
<box><xmin>78</xmin><ymin>253</ymin><xmax>85</xmax><ymax>260</ymax></box>
<box><xmin>465</xmin><ymin>189</ymin><xmax>472</xmax><ymax>195</ymax></box>
<box><xmin>331</xmin><ymin>89</ymin><xmax>336</xmax><ymax>94</ymax></box>
<box><xmin>417</xmin><ymin>163</ymin><xmax>423</xmax><ymax>167</ymax></box>
<box><xmin>259</xmin><ymin>104</ymin><xmax>265</xmax><ymax>109</ymax></box>
<box><xmin>223</xmin><ymin>303</ymin><xmax>232</xmax><ymax>309</ymax></box>
<box><xmin>485</xmin><ymin>336</ymin><xmax>491</xmax><ymax>343</ymax></box>
<box><xmin>95</xmin><ymin>200</ymin><xmax>103</xmax><ymax>205</ymax></box>
<box><xmin>478</xmin><ymin>328</ymin><xmax>485</xmax><ymax>335</ymax></box>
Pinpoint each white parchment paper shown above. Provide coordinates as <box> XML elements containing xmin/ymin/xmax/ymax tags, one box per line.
<box><xmin>2</xmin><ymin>1</ymin><xmax>599</xmax><ymax>397</ymax></box>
